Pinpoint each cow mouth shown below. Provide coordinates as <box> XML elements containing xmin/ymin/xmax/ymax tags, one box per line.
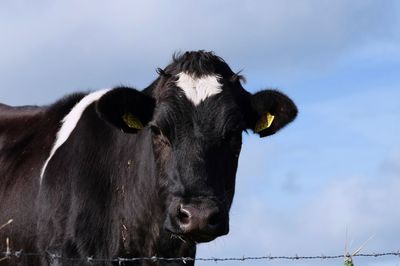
<box><xmin>167</xmin><ymin>230</ymin><xmax>217</xmax><ymax>243</ymax></box>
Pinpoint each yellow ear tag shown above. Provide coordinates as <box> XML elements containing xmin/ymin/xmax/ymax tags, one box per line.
<box><xmin>122</xmin><ymin>112</ymin><xmax>144</xmax><ymax>130</ymax></box>
<box><xmin>254</xmin><ymin>112</ymin><xmax>275</xmax><ymax>133</ymax></box>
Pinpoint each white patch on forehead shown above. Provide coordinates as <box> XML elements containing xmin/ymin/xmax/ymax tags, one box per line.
<box><xmin>40</xmin><ymin>89</ymin><xmax>110</xmax><ymax>184</ymax></box>
<box><xmin>176</xmin><ymin>72</ymin><xmax>223</xmax><ymax>105</ymax></box>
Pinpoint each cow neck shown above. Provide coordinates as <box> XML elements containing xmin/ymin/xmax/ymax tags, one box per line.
<box><xmin>116</xmin><ymin>128</ymin><xmax>161</xmax><ymax>255</ymax></box>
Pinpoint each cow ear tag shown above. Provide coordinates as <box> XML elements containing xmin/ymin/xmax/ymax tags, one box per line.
<box><xmin>122</xmin><ymin>112</ymin><xmax>144</xmax><ymax>130</ymax></box>
<box><xmin>254</xmin><ymin>112</ymin><xmax>275</xmax><ymax>133</ymax></box>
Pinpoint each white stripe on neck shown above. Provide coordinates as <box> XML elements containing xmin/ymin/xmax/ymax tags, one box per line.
<box><xmin>40</xmin><ymin>89</ymin><xmax>110</xmax><ymax>184</ymax></box>
<box><xmin>176</xmin><ymin>72</ymin><xmax>222</xmax><ymax>105</ymax></box>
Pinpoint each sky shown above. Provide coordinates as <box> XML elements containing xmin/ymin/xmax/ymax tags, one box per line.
<box><xmin>1</xmin><ymin>1</ymin><xmax>400</xmax><ymax>265</ymax></box>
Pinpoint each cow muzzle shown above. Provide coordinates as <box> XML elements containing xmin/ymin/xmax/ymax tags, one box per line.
<box><xmin>164</xmin><ymin>198</ymin><xmax>229</xmax><ymax>243</ymax></box>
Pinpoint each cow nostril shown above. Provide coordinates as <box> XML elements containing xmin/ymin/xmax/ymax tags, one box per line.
<box><xmin>177</xmin><ymin>205</ymin><xmax>191</xmax><ymax>225</ymax></box>
<box><xmin>208</xmin><ymin>211</ymin><xmax>220</xmax><ymax>227</ymax></box>
<box><xmin>174</xmin><ymin>203</ymin><xmax>225</xmax><ymax>237</ymax></box>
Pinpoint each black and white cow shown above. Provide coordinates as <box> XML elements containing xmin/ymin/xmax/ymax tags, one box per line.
<box><xmin>0</xmin><ymin>51</ymin><xmax>297</xmax><ymax>265</ymax></box>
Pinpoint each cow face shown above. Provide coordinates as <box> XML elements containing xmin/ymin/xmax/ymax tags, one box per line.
<box><xmin>97</xmin><ymin>51</ymin><xmax>297</xmax><ymax>243</ymax></box>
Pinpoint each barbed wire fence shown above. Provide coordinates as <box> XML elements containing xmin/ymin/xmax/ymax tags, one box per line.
<box><xmin>1</xmin><ymin>220</ymin><xmax>400</xmax><ymax>264</ymax></box>
<box><xmin>1</xmin><ymin>251</ymin><xmax>400</xmax><ymax>264</ymax></box>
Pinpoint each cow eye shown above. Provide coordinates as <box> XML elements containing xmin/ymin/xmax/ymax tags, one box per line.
<box><xmin>150</xmin><ymin>124</ymin><xmax>172</xmax><ymax>147</ymax></box>
<box><xmin>150</xmin><ymin>125</ymin><xmax>162</xmax><ymax>136</ymax></box>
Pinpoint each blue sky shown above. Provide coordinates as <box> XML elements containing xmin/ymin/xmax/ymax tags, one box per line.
<box><xmin>1</xmin><ymin>1</ymin><xmax>399</xmax><ymax>265</ymax></box>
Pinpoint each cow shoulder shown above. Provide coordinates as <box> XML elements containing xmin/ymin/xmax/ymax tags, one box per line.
<box><xmin>0</xmin><ymin>93</ymin><xmax>86</xmax><ymax>179</ymax></box>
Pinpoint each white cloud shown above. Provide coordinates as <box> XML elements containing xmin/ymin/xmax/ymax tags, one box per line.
<box><xmin>0</xmin><ymin>0</ymin><xmax>398</xmax><ymax>104</ymax></box>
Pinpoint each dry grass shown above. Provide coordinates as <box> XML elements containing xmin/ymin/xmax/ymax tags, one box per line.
<box><xmin>0</xmin><ymin>219</ymin><xmax>13</xmax><ymax>231</ymax></box>
<box><xmin>0</xmin><ymin>219</ymin><xmax>13</xmax><ymax>262</ymax></box>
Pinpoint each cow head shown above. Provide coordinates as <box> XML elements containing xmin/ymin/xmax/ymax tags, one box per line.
<box><xmin>97</xmin><ymin>51</ymin><xmax>297</xmax><ymax>243</ymax></box>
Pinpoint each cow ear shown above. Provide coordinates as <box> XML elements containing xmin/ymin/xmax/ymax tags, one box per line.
<box><xmin>246</xmin><ymin>90</ymin><xmax>297</xmax><ymax>137</ymax></box>
<box><xmin>96</xmin><ymin>87</ymin><xmax>155</xmax><ymax>133</ymax></box>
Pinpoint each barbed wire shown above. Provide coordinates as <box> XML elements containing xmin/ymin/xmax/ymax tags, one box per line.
<box><xmin>1</xmin><ymin>250</ymin><xmax>400</xmax><ymax>263</ymax></box>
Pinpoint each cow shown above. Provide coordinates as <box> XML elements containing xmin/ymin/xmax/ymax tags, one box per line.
<box><xmin>0</xmin><ymin>51</ymin><xmax>297</xmax><ymax>265</ymax></box>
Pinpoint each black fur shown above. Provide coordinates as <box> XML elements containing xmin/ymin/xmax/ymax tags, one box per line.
<box><xmin>0</xmin><ymin>51</ymin><xmax>297</xmax><ymax>266</ymax></box>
